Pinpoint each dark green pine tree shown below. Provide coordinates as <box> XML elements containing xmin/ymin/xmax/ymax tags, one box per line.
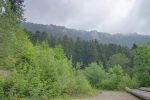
<box><xmin>62</xmin><ymin>35</ymin><xmax>75</xmax><ymax>59</ymax></box>
<box><xmin>131</xmin><ymin>43</ymin><xmax>138</xmax><ymax>50</ymax></box>
<box><xmin>9</xmin><ymin>0</ymin><xmax>25</xmax><ymax>20</ymax></box>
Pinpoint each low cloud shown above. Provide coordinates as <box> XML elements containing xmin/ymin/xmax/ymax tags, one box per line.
<box><xmin>24</xmin><ymin>0</ymin><xmax>150</xmax><ymax>35</ymax></box>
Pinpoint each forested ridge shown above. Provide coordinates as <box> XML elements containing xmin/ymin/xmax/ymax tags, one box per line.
<box><xmin>22</xmin><ymin>22</ymin><xmax>150</xmax><ymax>47</ymax></box>
<box><xmin>0</xmin><ymin>0</ymin><xmax>150</xmax><ymax>100</ymax></box>
<box><xmin>27</xmin><ymin>31</ymin><xmax>131</xmax><ymax>68</ymax></box>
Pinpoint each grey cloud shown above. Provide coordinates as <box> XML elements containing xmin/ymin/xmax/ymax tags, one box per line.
<box><xmin>25</xmin><ymin>0</ymin><xmax>81</xmax><ymax>24</ymax></box>
<box><xmin>115</xmin><ymin>0</ymin><xmax>150</xmax><ymax>35</ymax></box>
<box><xmin>135</xmin><ymin>0</ymin><xmax>150</xmax><ymax>34</ymax></box>
<box><xmin>24</xmin><ymin>0</ymin><xmax>150</xmax><ymax>35</ymax></box>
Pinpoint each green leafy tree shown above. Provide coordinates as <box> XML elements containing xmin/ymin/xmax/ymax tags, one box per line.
<box><xmin>0</xmin><ymin>0</ymin><xmax>93</xmax><ymax>99</ymax></box>
<box><xmin>84</xmin><ymin>62</ymin><xmax>106</xmax><ymax>88</ymax></box>
<box><xmin>101</xmin><ymin>65</ymin><xmax>138</xmax><ymax>90</ymax></box>
<box><xmin>108</xmin><ymin>53</ymin><xmax>129</xmax><ymax>67</ymax></box>
<box><xmin>133</xmin><ymin>45</ymin><xmax>150</xmax><ymax>87</ymax></box>
<box><xmin>9</xmin><ymin>0</ymin><xmax>25</xmax><ymax>20</ymax></box>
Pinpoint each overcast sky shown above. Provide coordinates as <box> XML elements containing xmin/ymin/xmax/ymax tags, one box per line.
<box><xmin>24</xmin><ymin>0</ymin><xmax>150</xmax><ymax>35</ymax></box>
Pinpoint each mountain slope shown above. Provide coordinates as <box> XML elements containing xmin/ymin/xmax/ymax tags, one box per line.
<box><xmin>22</xmin><ymin>22</ymin><xmax>150</xmax><ymax>47</ymax></box>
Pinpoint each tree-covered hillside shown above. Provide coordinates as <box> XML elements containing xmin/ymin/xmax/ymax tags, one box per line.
<box><xmin>27</xmin><ymin>32</ymin><xmax>131</xmax><ymax>68</ymax></box>
<box><xmin>0</xmin><ymin>0</ymin><xmax>150</xmax><ymax>99</ymax></box>
<box><xmin>22</xmin><ymin>22</ymin><xmax>150</xmax><ymax>47</ymax></box>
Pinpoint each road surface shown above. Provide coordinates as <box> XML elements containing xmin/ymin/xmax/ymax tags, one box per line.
<box><xmin>75</xmin><ymin>91</ymin><xmax>140</xmax><ymax>100</ymax></box>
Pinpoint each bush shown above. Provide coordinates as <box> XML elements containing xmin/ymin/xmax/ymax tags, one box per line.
<box><xmin>2</xmin><ymin>69</ymin><xmax>29</xmax><ymax>99</ymax></box>
<box><xmin>84</xmin><ymin>62</ymin><xmax>106</xmax><ymax>88</ymax></box>
<box><xmin>118</xmin><ymin>75</ymin><xmax>138</xmax><ymax>90</ymax></box>
<box><xmin>101</xmin><ymin>65</ymin><xmax>138</xmax><ymax>90</ymax></box>
<box><xmin>0</xmin><ymin>76</ymin><xmax>4</xmax><ymax>99</ymax></box>
<box><xmin>133</xmin><ymin>45</ymin><xmax>150</xmax><ymax>87</ymax></box>
<box><xmin>108</xmin><ymin>53</ymin><xmax>129</xmax><ymax>67</ymax></box>
<box><xmin>1</xmin><ymin>30</ymin><xmax>92</xmax><ymax>99</ymax></box>
<box><xmin>101</xmin><ymin>74</ymin><xmax>118</xmax><ymax>90</ymax></box>
<box><xmin>73</xmin><ymin>70</ymin><xmax>92</xmax><ymax>95</ymax></box>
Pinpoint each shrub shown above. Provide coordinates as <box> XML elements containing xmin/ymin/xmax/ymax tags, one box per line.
<box><xmin>73</xmin><ymin>70</ymin><xmax>92</xmax><ymax>95</ymax></box>
<box><xmin>101</xmin><ymin>74</ymin><xmax>118</xmax><ymax>90</ymax></box>
<box><xmin>1</xmin><ymin>32</ymin><xmax>92</xmax><ymax>99</ymax></box>
<box><xmin>101</xmin><ymin>65</ymin><xmax>138</xmax><ymax>90</ymax></box>
<box><xmin>84</xmin><ymin>62</ymin><xmax>106</xmax><ymax>88</ymax></box>
<box><xmin>118</xmin><ymin>75</ymin><xmax>138</xmax><ymax>90</ymax></box>
<box><xmin>0</xmin><ymin>76</ymin><xmax>4</xmax><ymax>99</ymax></box>
<box><xmin>133</xmin><ymin>45</ymin><xmax>150</xmax><ymax>87</ymax></box>
<box><xmin>3</xmin><ymin>69</ymin><xmax>29</xmax><ymax>99</ymax></box>
<box><xmin>31</xmin><ymin>43</ymin><xmax>92</xmax><ymax>97</ymax></box>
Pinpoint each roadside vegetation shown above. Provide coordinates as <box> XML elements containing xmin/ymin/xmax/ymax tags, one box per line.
<box><xmin>0</xmin><ymin>0</ymin><xmax>150</xmax><ymax>99</ymax></box>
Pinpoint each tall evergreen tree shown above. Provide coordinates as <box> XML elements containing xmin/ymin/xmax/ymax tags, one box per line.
<box><xmin>9</xmin><ymin>0</ymin><xmax>24</xmax><ymax>20</ymax></box>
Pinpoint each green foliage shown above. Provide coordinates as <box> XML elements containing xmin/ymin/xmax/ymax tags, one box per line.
<box><xmin>72</xmin><ymin>70</ymin><xmax>92</xmax><ymax>95</ymax></box>
<box><xmin>84</xmin><ymin>63</ymin><xmax>106</xmax><ymax>88</ymax></box>
<box><xmin>27</xmin><ymin>31</ymin><xmax>131</xmax><ymax>68</ymax></box>
<box><xmin>101</xmin><ymin>65</ymin><xmax>138</xmax><ymax>90</ymax></box>
<box><xmin>133</xmin><ymin>45</ymin><xmax>150</xmax><ymax>87</ymax></box>
<box><xmin>23</xmin><ymin>22</ymin><xmax>150</xmax><ymax>47</ymax></box>
<box><xmin>101</xmin><ymin>65</ymin><xmax>123</xmax><ymax>90</ymax></box>
<box><xmin>0</xmin><ymin>5</ymin><xmax>92</xmax><ymax>98</ymax></box>
<box><xmin>83</xmin><ymin>63</ymin><xmax>138</xmax><ymax>90</ymax></box>
<box><xmin>108</xmin><ymin>53</ymin><xmax>129</xmax><ymax>67</ymax></box>
<box><xmin>1</xmin><ymin>33</ymin><xmax>92</xmax><ymax>99</ymax></box>
<box><xmin>0</xmin><ymin>2</ymin><xmax>20</xmax><ymax>69</ymax></box>
<box><xmin>3</xmin><ymin>69</ymin><xmax>28</xmax><ymax>99</ymax></box>
<box><xmin>0</xmin><ymin>76</ymin><xmax>4</xmax><ymax>98</ymax></box>
<box><xmin>0</xmin><ymin>9</ymin><xmax>92</xmax><ymax>98</ymax></box>
<box><xmin>0</xmin><ymin>0</ymin><xmax>4</xmax><ymax>13</ymax></box>
<box><xmin>117</xmin><ymin>75</ymin><xmax>138</xmax><ymax>90</ymax></box>
<box><xmin>33</xmin><ymin>42</ymin><xmax>92</xmax><ymax>97</ymax></box>
<box><xmin>1</xmin><ymin>1</ymin><xmax>149</xmax><ymax>99</ymax></box>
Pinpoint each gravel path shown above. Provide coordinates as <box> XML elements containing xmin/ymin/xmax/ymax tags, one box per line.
<box><xmin>75</xmin><ymin>91</ymin><xmax>140</xmax><ymax>100</ymax></box>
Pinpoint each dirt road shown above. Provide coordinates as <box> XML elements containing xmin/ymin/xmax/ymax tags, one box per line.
<box><xmin>76</xmin><ymin>91</ymin><xmax>140</xmax><ymax>100</ymax></box>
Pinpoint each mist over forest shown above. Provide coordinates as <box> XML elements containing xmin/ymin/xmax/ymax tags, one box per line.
<box><xmin>0</xmin><ymin>0</ymin><xmax>150</xmax><ymax>100</ymax></box>
<box><xmin>22</xmin><ymin>22</ymin><xmax>150</xmax><ymax>47</ymax></box>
